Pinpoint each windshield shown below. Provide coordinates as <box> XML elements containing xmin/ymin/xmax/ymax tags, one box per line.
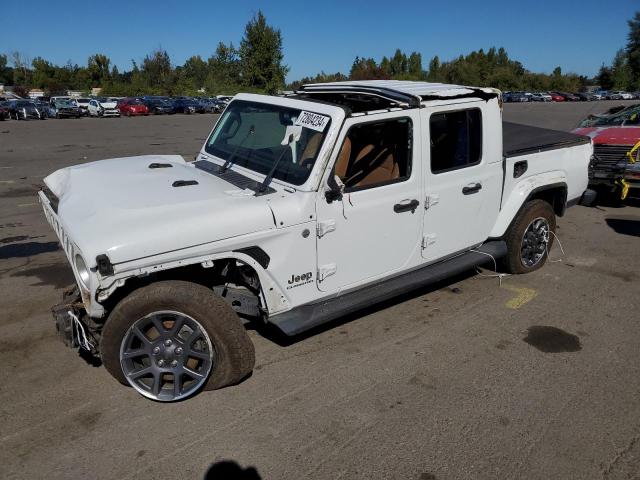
<box><xmin>585</xmin><ymin>106</ymin><xmax>640</xmax><ymax>127</ymax></box>
<box><xmin>204</xmin><ymin>100</ymin><xmax>330</xmax><ymax>186</ymax></box>
<box><xmin>55</xmin><ymin>100</ymin><xmax>75</xmax><ymax>107</ymax></box>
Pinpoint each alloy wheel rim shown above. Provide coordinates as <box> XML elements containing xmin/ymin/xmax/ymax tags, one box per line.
<box><xmin>520</xmin><ymin>217</ymin><xmax>550</xmax><ymax>268</ymax></box>
<box><xmin>120</xmin><ymin>311</ymin><xmax>214</xmax><ymax>401</ymax></box>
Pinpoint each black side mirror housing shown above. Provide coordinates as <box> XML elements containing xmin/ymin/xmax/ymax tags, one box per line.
<box><xmin>325</xmin><ymin>172</ymin><xmax>344</xmax><ymax>203</ymax></box>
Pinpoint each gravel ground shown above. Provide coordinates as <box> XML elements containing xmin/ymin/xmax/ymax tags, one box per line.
<box><xmin>0</xmin><ymin>101</ymin><xmax>638</xmax><ymax>480</ymax></box>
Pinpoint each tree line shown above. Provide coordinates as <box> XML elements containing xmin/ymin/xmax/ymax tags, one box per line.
<box><xmin>289</xmin><ymin>47</ymin><xmax>589</xmax><ymax>92</ymax></box>
<box><xmin>2</xmin><ymin>10</ymin><xmax>639</xmax><ymax>97</ymax></box>
<box><xmin>0</xmin><ymin>11</ymin><xmax>287</xmax><ymax>97</ymax></box>
<box><xmin>596</xmin><ymin>12</ymin><xmax>640</xmax><ymax>91</ymax></box>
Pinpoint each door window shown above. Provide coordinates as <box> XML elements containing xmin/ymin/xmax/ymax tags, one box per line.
<box><xmin>335</xmin><ymin>118</ymin><xmax>412</xmax><ymax>192</ymax></box>
<box><xmin>430</xmin><ymin>109</ymin><xmax>482</xmax><ymax>174</ymax></box>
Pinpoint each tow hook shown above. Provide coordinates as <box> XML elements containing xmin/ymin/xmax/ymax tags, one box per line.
<box><xmin>51</xmin><ymin>287</ymin><xmax>100</xmax><ymax>354</ymax></box>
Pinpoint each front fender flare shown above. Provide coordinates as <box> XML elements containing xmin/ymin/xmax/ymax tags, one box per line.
<box><xmin>95</xmin><ymin>251</ymin><xmax>290</xmax><ymax>316</ymax></box>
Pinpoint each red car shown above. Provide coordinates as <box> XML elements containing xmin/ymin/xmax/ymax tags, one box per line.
<box><xmin>117</xmin><ymin>98</ymin><xmax>149</xmax><ymax>116</ymax></box>
<box><xmin>549</xmin><ymin>92</ymin><xmax>565</xmax><ymax>102</ymax></box>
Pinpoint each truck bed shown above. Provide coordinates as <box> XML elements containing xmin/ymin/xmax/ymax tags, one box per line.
<box><xmin>503</xmin><ymin>121</ymin><xmax>590</xmax><ymax>158</ymax></box>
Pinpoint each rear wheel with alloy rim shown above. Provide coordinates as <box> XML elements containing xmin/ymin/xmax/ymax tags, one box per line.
<box><xmin>503</xmin><ymin>199</ymin><xmax>556</xmax><ymax>274</ymax></box>
<box><xmin>101</xmin><ymin>280</ymin><xmax>255</xmax><ymax>401</ymax></box>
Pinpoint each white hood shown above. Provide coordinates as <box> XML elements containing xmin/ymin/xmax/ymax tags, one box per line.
<box><xmin>44</xmin><ymin>155</ymin><xmax>276</xmax><ymax>266</ymax></box>
<box><xmin>99</xmin><ymin>101</ymin><xmax>118</xmax><ymax>109</ymax></box>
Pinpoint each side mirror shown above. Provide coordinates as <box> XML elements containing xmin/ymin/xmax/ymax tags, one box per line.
<box><xmin>325</xmin><ymin>174</ymin><xmax>345</xmax><ymax>203</ymax></box>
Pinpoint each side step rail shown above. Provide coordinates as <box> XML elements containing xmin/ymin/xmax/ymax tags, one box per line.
<box><xmin>270</xmin><ymin>241</ymin><xmax>507</xmax><ymax>336</ymax></box>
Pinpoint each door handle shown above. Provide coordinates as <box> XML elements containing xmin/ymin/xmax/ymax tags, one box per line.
<box><xmin>394</xmin><ymin>199</ymin><xmax>419</xmax><ymax>213</ymax></box>
<box><xmin>462</xmin><ymin>183</ymin><xmax>482</xmax><ymax>195</ymax></box>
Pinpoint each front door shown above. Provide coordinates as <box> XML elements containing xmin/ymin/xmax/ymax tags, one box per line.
<box><xmin>420</xmin><ymin>103</ymin><xmax>502</xmax><ymax>262</ymax></box>
<box><xmin>315</xmin><ymin>111</ymin><xmax>422</xmax><ymax>293</ymax></box>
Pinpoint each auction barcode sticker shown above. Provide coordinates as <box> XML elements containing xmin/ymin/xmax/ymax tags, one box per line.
<box><xmin>295</xmin><ymin>111</ymin><xmax>330</xmax><ymax>132</ymax></box>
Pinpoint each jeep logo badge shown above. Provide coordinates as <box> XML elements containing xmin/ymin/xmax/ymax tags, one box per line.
<box><xmin>286</xmin><ymin>272</ymin><xmax>313</xmax><ymax>289</ymax></box>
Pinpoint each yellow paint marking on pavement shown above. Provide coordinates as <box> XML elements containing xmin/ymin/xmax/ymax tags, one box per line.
<box><xmin>0</xmin><ymin>180</ymin><xmax>15</xmax><ymax>184</ymax></box>
<box><xmin>18</xmin><ymin>202</ymin><xmax>38</xmax><ymax>207</ymax></box>
<box><xmin>502</xmin><ymin>285</ymin><xmax>538</xmax><ymax>309</ymax></box>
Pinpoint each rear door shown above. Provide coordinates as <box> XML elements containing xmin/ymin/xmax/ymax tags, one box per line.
<box><xmin>420</xmin><ymin>102</ymin><xmax>503</xmax><ymax>262</ymax></box>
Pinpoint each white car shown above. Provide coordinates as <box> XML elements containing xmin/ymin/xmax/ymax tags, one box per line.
<box><xmin>88</xmin><ymin>98</ymin><xmax>120</xmax><ymax>117</ymax></box>
<box><xmin>73</xmin><ymin>98</ymin><xmax>91</xmax><ymax>116</ymax></box>
<box><xmin>529</xmin><ymin>92</ymin><xmax>552</xmax><ymax>102</ymax></box>
<box><xmin>608</xmin><ymin>91</ymin><xmax>634</xmax><ymax>100</ymax></box>
<box><xmin>39</xmin><ymin>81</ymin><xmax>594</xmax><ymax>401</ymax></box>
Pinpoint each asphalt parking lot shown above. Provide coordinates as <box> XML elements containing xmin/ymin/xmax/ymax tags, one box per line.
<box><xmin>1</xmin><ymin>102</ymin><xmax>639</xmax><ymax>480</ymax></box>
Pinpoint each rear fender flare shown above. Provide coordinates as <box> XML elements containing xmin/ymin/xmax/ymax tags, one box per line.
<box><xmin>490</xmin><ymin>172</ymin><xmax>567</xmax><ymax>238</ymax></box>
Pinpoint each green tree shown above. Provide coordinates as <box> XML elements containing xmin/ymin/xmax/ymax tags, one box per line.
<box><xmin>427</xmin><ymin>56</ymin><xmax>441</xmax><ymax>82</ymax></box>
<box><xmin>31</xmin><ymin>57</ymin><xmax>55</xmax><ymax>89</ymax></box>
<box><xmin>626</xmin><ymin>11</ymin><xmax>640</xmax><ymax>89</ymax></box>
<box><xmin>611</xmin><ymin>49</ymin><xmax>632</xmax><ymax>90</ymax></box>
<box><xmin>239</xmin><ymin>11</ymin><xmax>288</xmax><ymax>93</ymax></box>
<box><xmin>183</xmin><ymin>55</ymin><xmax>208</xmax><ymax>88</ymax></box>
<box><xmin>407</xmin><ymin>52</ymin><xmax>423</xmax><ymax>79</ymax></box>
<box><xmin>389</xmin><ymin>49</ymin><xmax>407</xmax><ymax>77</ymax></box>
<box><xmin>0</xmin><ymin>54</ymin><xmax>13</xmax><ymax>85</ymax></box>
<box><xmin>205</xmin><ymin>42</ymin><xmax>242</xmax><ymax>93</ymax></box>
<box><xmin>11</xmin><ymin>51</ymin><xmax>30</xmax><ymax>85</ymax></box>
<box><xmin>140</xmin><ymin>49</ymin><xmax>175</xmax><ymax>93</ymax></box>
<box><xmin>87</xmin><ymin>53</ymin><xmax>111</xmax><ymax>87</ymax></box>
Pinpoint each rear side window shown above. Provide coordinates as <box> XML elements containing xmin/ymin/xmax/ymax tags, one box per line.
<box><xmin>430</xmin><ymin>109</ymin><xmax>482</xmax><ymax>174</ymax></box>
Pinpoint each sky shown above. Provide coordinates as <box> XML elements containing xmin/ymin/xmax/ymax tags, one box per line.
<box><xmin>1</xmin><ymin>0</ymin><xmax>638</xmax><ymax>82</ymax></box>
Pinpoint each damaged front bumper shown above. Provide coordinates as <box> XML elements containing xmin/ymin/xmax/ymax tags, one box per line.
<box><xmin>51</xmin><ymin>286</ymin><xmax>101</xmax><ymax>354</ymax></box>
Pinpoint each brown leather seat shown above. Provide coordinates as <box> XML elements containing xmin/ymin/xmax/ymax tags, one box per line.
<box><xmin>299</xmin><ymin>132</ymin><xmax>322</xmax><ymax>169</ymax></box>
<box><xmin>335</xmin><ymin>137</ymin><xmax>352</xmax><ymax>179</ymax></box>
<box><xmin>346</xmin><ymin>144</ymin><xmax>399</xmax><ymax>187</ymax></box>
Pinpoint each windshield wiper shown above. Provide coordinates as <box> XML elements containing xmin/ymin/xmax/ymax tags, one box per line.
<box><xmin>257</xmin><ymin>133</ymin><xmax>294</xmax><ymax>194</ymax></box>
<box><xmin>221</xmin><ymin>124</ymin><xmax>255</xmax><ymax>173</ymax></box>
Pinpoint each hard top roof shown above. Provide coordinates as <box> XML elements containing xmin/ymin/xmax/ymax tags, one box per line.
<box><xmin>297</xmin><ymin>80</ymin><xmax>499</xmax><ymax>108</ymax></box>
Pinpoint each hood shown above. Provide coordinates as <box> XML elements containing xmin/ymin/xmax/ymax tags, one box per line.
<box><xmin>572</xmin><ymin>126</ymin><xmax>640</xmax><ymax>145</ymax></box>
<box><xmin>44</xmin><ymin>155</ymin><xmax>276</xmax><ymax>266</ymax></box>
<box><xmin>100</xmin><ymin>101</ymin><xmax>118</xmax><ymax>108</ymax></box>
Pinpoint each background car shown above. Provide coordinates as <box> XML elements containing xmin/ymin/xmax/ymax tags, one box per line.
<box><xmin>171</xmin><ymin>97</ymin><xmax>202</xmax><ymax>113</ymax></box>
<box><xmin>73</xmin><ymin>98</ymin><xmax>91</xmax><ymax>116</ymax></box>
<box><xmin>549</xmin><ymin>92</ymin><xmax>565</xmax><ymax>102</ymax></box>
<box><xmin>117</xmin><ymin>98</ymin><xmax>149</xmax><ymax>116</ymax></box>
<box><xmin>529</xmin><ymin>92</ymin><xmax>552</xmax><ymax>102</ymax></box>
<box><xmin>5</xmin><ymin>100</ymin><xmax>43</xmax><ymax>120</ymax></box>
<box><xmin>32</xmin><ymin>100</ymin><xmax>52</xmax><ymax>118</ymax></box>
<box><xmin>575</xmin><ymin>92</ymin><xmax>597</xmax><ymax>101</ymax></box>
<box><xmin>607</xmin><ymin>91</ymin><xmax>634</xmax><ymax>100</ymax></box>
<box><xmin>142</xmin><ymin>97</ymin><xmax>175</xmax><ymax>114</ymax></box>
<box><xmin>502</xmin><ymin>91</ymin><xmax>529</xmax><ymax>102</ymax></box>
<box><xmin>0</xmin><ymin>102</ymin><xmax>10</xmax><ymax>120</ymax></box>
<box><xmin>51</xmin><ymin>99</ymin><xmax>82</xmax><ymax>118</ymax></box>
<box><xmin>88</xmin><ymin>98</ymin><xmax>120</xmax><ymax>117</ymax></box>
<box><xmin>558</xmin><ymin>92</ymin><xmax>580</xmax><ymax>101</ymax></box>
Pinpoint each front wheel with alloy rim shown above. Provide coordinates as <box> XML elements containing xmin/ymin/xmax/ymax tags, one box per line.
<box><xmin>503</xmin><ymin>199</ymin><xmax>556</xmax><ymax>274</ymax></box>
<box><xmin>101</xmin><ymin>281</ymin><xmax>255</xmax><ymax>401</ymax></box>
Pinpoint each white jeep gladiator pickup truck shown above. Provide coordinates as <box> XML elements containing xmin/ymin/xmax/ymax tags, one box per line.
<box><xmin>39</xmin><ymin>80</ymin><xmax>594</xmax><ymax>401</ymax></box>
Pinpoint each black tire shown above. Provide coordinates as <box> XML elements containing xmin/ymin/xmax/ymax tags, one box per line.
<box><xmin>101</xmin><ymin>280</ymin><xmax>255</xmax><ymax>398</ymax></box>
<box><xmin>503</xmin><ymin>199</ymin><xmax>556</xmax><ymax>274</ymax></box>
